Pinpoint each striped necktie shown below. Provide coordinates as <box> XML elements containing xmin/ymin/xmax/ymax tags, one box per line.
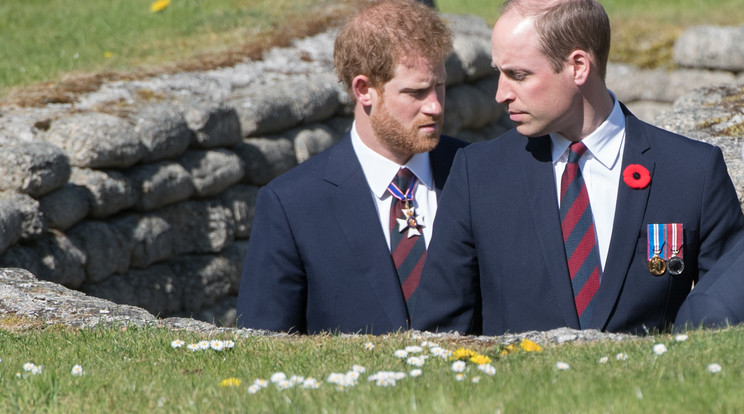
<box><xmin>388</xmin><ymin>167</ymin><xmax>426</xmax><ymax>313</ymax></box>
<box><xmin>559</xmin><ymin>142</ymin><xmax>601</xmax><ymax>329</ymax></box>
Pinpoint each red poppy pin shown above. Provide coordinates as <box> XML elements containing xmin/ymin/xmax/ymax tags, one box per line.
<box><xmin>623</xmin><ymin>164</ymin><xmax>651</xmax><ymax>189</ymax></box>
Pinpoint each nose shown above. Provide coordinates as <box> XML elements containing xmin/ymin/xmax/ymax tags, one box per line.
<box><xmin>495</xmin><ymin>74</ymin><xmax>513</xmax><ymax>104</ymax></box>
<box><xmin>422</xmin><ymin>90</ymin><xmax>444</xmax><ymax>117</ymax></box>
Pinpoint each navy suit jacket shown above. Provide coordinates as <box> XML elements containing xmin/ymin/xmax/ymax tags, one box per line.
<box><xmin>236</xmin><ymin>133</ymin><xmax>466</xmax><ymax>334</ymax></box>
<box><xmin>675</xmin><ymin>232</ymin><xmax>744</xmax><ymax>330</ymax></box>
<box><xmin>412</xmin><ymin>105</ymin><xmax>744</xmax><ymax>335</ymax></box>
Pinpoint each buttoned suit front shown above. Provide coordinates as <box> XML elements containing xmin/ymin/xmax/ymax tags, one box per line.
<box><xmin>236</xmin><ymin>133</ymin><xmax>466</xmax><ymax>334</ymax></box>
<box><xmin>412</xmin><ymin>105</ymin><xmax>744</xmax><ymax>335</ymax></box>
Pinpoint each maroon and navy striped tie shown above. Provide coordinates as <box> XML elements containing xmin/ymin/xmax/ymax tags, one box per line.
<box><xmin>388</xmin><ymin>168</ymin><xmax>426</xmax><ymax>312</ymax></box>
<box><xmin>559</xmin><ymin>142</ymin><xmax>601</xmax><ymax>328</ymax></box>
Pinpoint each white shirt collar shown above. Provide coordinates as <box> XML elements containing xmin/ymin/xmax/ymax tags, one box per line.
<box><xmin>350</xmin><ymin>121</ymin><xmax>434</xmax><ymax>200</ymax></box>
<box><xmin>550</xmin><ymin>93</ymin><xmax>625</xmax><ymax>168</ymax></box>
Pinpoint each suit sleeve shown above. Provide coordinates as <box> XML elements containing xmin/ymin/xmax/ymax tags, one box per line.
<box><xmin>695</xmin><ymin>146</ymin><xmax>744</xmax><ymax>275</ymax></box>
<box><xmin>235</xmin><ymin>186</ymin><xmax>308</xmax><ymax>333</ymax></box>
<box><xmin>675</xmin><ymin>146</ymin><xmax>744</xmax><ymax>329</ymax></box>
<box><xmin>412</xmin><ymin>149</ymin><xmax>482</xmax><ymax>334</ymax></box>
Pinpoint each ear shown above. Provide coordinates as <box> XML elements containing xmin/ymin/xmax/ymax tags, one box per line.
<box><xmin>568</xmin><ymin>50</ymin><xmax>591</xmax><ymax>86</ymax></box>
<box><xmin>352</xmin><ymin>75</ymin><xmax>376</xmax><ymax>106</ymax></box>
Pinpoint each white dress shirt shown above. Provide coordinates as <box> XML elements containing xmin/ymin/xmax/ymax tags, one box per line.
<box><xmin>551</xmin><ymin>95</ymin><xmax>626</xmax><ymax>272</ymax></box>
<box><xmin>350</xmin><ymin>122</ymin><xmax>437</xmax><ymax>250</ymax></box>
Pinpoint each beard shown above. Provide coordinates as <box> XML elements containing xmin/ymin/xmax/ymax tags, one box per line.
<box><xmin>370</xmin><ymin>99</ymin><xmax>442</xmax><ymax>158</ymax></box>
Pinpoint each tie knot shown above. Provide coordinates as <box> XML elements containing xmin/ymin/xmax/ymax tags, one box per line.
<box><xmin>567</xmin><ymin>141</ymin><xmax>588</xmax><ymax>164</ymax></box>
<box><xmin>393</xmin><ymin>168</ymin><xmax>415</xmax><ymax>192</ymax></box>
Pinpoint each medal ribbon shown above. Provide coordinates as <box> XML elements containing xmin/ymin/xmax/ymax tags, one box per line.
<box><xmin>387</xmin><ymin>176</ymin><xmax>418</xmax><ymax>203</ymax></box>
<box><xmin>647</xmin><ymin>223</ymin><xmax>667</xmax><ymax>260</ymax></box>
<box><xmin>667</xmin><ymin>223</ymin><xmax>683</xmax><ymax>258</ymax></box>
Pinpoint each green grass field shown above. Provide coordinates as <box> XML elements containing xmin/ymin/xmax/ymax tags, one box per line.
<box><xmin>1</xmin><ymin>324</ymin><xmax>743</xmax><ymax>413</ymax></box>
<box><xmin>2</xmin><ymin>0</ymin><xmax>743</xmax><ymax>102</ymax></box>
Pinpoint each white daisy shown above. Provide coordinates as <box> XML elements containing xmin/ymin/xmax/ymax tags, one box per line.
<box><xmin>653</xmin><ymin>344</ymin><xmax>668</xmax><ymax>356</ymax></box>
<box><xmin>394</xmin><ymin>349</ymin><xmax>409</xmax><ymax>358</ymax></box>
<box><xmin>707</xmin><ymin>363</ymin><xmax>722</xmax><ymax>373</ymax></box>
<box><xmin>430</xmin><ymin>346</ymin><xmax>452</xmax><ymax>359</ymax></box>
<box><xmin>170</xmin><ymin>339</ymin><xmax>185</xmax><ymax>348</ymax></box>
<box><xmin>247</xmin><ymin>384</ymin><xmax>261</xmax><ymax>394</ymax></box>
<box><xmin>555</xmin><ymin>362</ymin><xmax>570</xmax><ymax>370</ymax></box>
<box><xmin>405</xmin><ymin>345</ymin><xmax>423</xmax><ymax>353</ymax></box>
<box><xmin>455</xmin><ymin>373</ymin><xmax>466</xmax><ymax>381</ymax></box>
<box><xmin>406</xmin><ymin>356</ymin><xmax>426</xmax><ymax>367</ymax></box>
<box><xmin>71</xmin><ymin>365</ymin><xmax>84</xmax><ymax>376</ymax></box>
<box><xmin>224</xmin><ymin>340</ymin><xmax>235</xmax><ymax>349</ymax></box>
<box><xmin>270</xmin><ymin>372</ymin><xmax>287</xmax><ymax>383</ymax></box>
<box><xmin>302</xmin><ymin>377</ymin><xmax>321</xmax><ymax>389</ymax></box>
<box><xmin>187</xmin><ymin>343</ymin><xmax>199</xmax><ymax>352</ymax></box>
<box><xmin>477</xmin><ymin>364</ymin><xmax>496</xmax><ymax>376</ymax></box>
<box><xmin>675</xmin><ymin>334</ymin><xmax>689</xmax><ymax>342</ymax></box>
<box><xmin>616</xmin><ymin>352</ymin><xmax>629</xmax><ymax>361</ymax></box>
<box><xmin>598</xmin><ymin>356</ymin><xmax>609</xmax><ymax>364</ymax></box>
<box><xmin>409</xmin><ymin>369</ymin><xmax>423</xmax><ymax>377</ymax></box>
<box><xmin>451</xmin><ymin>361</ymin><xmax>467</xmax><ymax>372</ymax></box>
<box><xmin>364</xmin><ymin>342</ymin><xmax>375</xmax><ymax>351</ymax></box>
<box><xmin>210</xmin><ymin>340</ymin><xmax>225</xmax><ymax>351</ymax></box>
<box><xmin>22</xmin><ymin>362</ymin><xmax>36</xmax><ymax>372</ymax></box>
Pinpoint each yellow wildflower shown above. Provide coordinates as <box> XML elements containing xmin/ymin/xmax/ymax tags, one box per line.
<box><xmin>500</xmin><ymin>344</ymin><xmax>518</xmax><ymax>356</ymax></box>
<box><xmin>451</xmin><ymin>348</ymin><xmax>477</xmax><ymax>360</ymax></box>
<box><xmin>150</xmin><ymin>0</ymin><xmax>171</xmax><ymax>13</ymax></box>
<box><xmin>520</xmin><ymin>338</ymin><xmax>543</xmax><ymax>352</ymax></box>
<box><xmin>220</xmin><ymin>377</ymin><xmax>242</xmax><ymax>387</ymax></box>
<box><xmin>470</xmin><ymin>354</ymin><xmax>492</xmax><ymax>365</ymax></box>
<box><xmin>104</xmin><ymin>51</ymin><xmax>113</xmax><ymax>59</ymax></box>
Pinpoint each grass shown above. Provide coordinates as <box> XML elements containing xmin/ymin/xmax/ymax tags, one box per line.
<box><xmin>2</xmin><ymin>0</ymin><xmax>744</xmax><ymax>106</ymax></box>
<box><xmin>1</xmin><ymin>324</ymin><xmax>743</xmax><ymax>413</ymax></box>
<box><xmin>0</xmin><ymin>0</ymin><xmax>359</xmax><ymax>106</ymax></box>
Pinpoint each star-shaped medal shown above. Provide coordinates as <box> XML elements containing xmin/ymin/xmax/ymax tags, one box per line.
<box><xmin>396</xmin><ymin>206</ymin><xmax>425</xmax><ymax>238</ymax></box>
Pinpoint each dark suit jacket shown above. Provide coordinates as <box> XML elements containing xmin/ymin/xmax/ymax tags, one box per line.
<box><xmin>412</xmin><ymin>105</ymin><xmax>744</xmax><ymax>335</ymax></box>
<box><xmin>236</xmin><ymin>133</ymin><xmax>466</xmax><ymax>334</ymax></box>
<box><xmin>675</xmin><ymin>232</ymin><xmax>744</xmax><ymax>330</ymax></box>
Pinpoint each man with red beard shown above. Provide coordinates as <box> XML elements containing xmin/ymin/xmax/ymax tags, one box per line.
<box><xmin>236</xmin><ymin>0</ymin><xmax>466</xmax><ymax>334</ymax></box>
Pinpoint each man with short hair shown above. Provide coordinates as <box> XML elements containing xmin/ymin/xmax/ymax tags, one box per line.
<box><xmin>236</xmin><ymin>0</ymin><xmax>466</xmax><ymax>334</ymax></box>
<box><xmin>413</xmin><ymin>0</ymin><xmax>744</xmax><ymax>335</ymax></box>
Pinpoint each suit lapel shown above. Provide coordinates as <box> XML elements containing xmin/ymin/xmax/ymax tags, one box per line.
<box><xmin>323</xmin><ymin>134</ymin><xmax>409</xmax><ymax>326</ymax></box>
<box><xmin>524</xmin><ymin>136</ymin><xmax>581</xmax><ymax>328</ymax></box>
<box><xmin>590</xmin><ymin>108</ymin><xmax>655</xmax><ymax>330</ymax></box>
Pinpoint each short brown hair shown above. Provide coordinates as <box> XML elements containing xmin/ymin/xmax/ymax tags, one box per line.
<box><xmin>333</xmin><ymin>0</ymin><xmax>453</xmax><ymax>98</ymax></box>
<box><xmin>502</xmin><ymin>0</ymin><xmax>611</xmax><ymax>80</ymax></box>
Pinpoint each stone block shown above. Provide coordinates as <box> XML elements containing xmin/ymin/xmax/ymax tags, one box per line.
<box><xmin>221</xmin><ymin>185</ymin><xmax>259</xmax><ymax>239</ymax></box>
<box><xmin>178</xmin><ymin>149</ymin><xmax>245</xmax><ymax>197</ymax></box>
<box><xmin>67</xmin><ymin>220</ymin><xmax>131</xmax><ymax>284</ymax></box>
<box><xmin>233</xmin><ymin>137</ymin><xmax>297</xmax><ymax>186</ymax></box>
<box><xmin>44</xmin><ymin>112</ymin><xmax>146</xmax><ymax>168</ymax></box>
<box><xmin>111</xmin><ymin>213</ymin><xmax>176</xmax><ymax>269</ymax></box>
<box><xmin>0</xmin><ymin>230</ymin><xmax>86</xmax><ymax>288</ymax></box>
<box><xmin>38</xmin><ymin>183</ymin><xmax>90</xmax><ymax>230</ymax></box>
<box><xmin>674</xmin><ymin>25</ymin><xmax>744</xmax><ymax>72</ymax></box>
<box><xmin>70</xmin><ymin>168</ymin><xmax>138</xmax><ymax>219</ymax></box>
<box><xmin>0</xmin><ymin>141</ymin><xmax>70</xmax><ymax>197</ymax></box>
<box><xmin>159</xmin><ymin>199</ymin><xmax>236</xmax><ymax>255</ymax></box>
<box><xmin>133</xmin><ymin>103</ymin><xmax>194</xmax><ymax>162</ymax></box>
<box><xmin>183</xmin><ymin>102</ymin><xmax>242</xmax><ymax>148</ymax></box>
<box><xmin>125</xmin><ymin>161</ymin><xmax>195</xmax><ymax>211</ymax></box>
<box><xmin>82</xmin><ymin>263</ymin><xmax>182</xmax><ymax>316</ymax></box>
<box><xmin>230</xmin><ymin>72</ymin><xmax>340</xmax><ymax>136</ymax></box>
